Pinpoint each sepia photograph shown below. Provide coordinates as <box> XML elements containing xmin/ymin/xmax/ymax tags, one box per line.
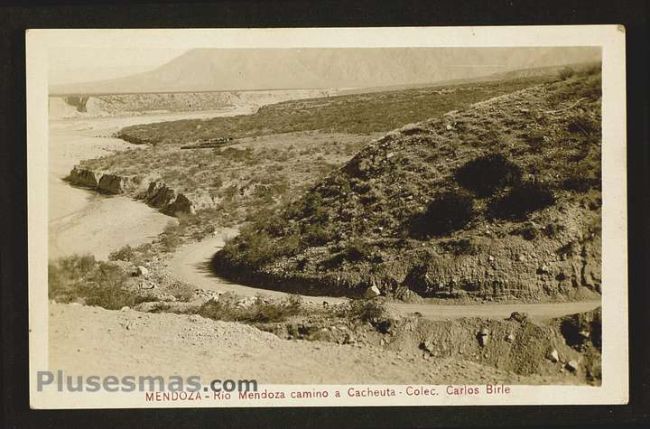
<box><xmin>26</xmin><ymin>27</ymin><xmax>628</xmax><ymax>408</ymax></box>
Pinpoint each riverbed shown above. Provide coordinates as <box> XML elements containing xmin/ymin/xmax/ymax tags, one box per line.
<box><xmin>48</xmin><ymin>108</ymin><xmax>252</xmax><ymax>260</ymax></box>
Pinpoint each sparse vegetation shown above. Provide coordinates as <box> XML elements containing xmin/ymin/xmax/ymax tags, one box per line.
<box><xmin>197</xmin><ymin>293</ymin><xmax>304</xmax><ymax>323</ymax></box>
<box><xmin>218</xmin><ymin>225</ymin><xmax>302</xmax><ymax>268</ymax></box>
<box><xmin>558</xmin><ymin>66</ymin><xmax>575</xmax><ymax>80</ymax></box>
<box><xmin>323</xmin><ymin>238</ymin><xmax>375</xmax><ymax>268</ymax></box>
<box><xmin>116</xmin><ymin>77</ymin><xmax>553</xmax><ymax>145</ymax></box>
<box><xmin>166</xmin><ymin>280</ymin><xmax>195</xmax><ymax>302</ymax></box>
<box><xmin>347</xmin><ymin>299</ymin><xmax>388</xmax><ymax>324</ymax></box>
<box><xmin>49</xmin><ymin>255</ymin><xmax>153</xmax><ymax>310</ymax></box>
<box><xmin>108</xmin><ymin>245</ymin><xmax>136</xmax><ymax>262</ymax></box>
<box><xmin>567</xmin><ymin>113</ymin><xmax>599</xmax><ymax>136</ymax></box>
<box><xmin>211</xmin><ymin>68</ymin><xmax>602</xmax><ymax>300</ymax></box>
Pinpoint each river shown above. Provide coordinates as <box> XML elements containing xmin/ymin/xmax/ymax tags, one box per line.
<box><xmin>48</xmin><ymin>107</ymin><xmax>254</xmax><ymax>261</ymax></box>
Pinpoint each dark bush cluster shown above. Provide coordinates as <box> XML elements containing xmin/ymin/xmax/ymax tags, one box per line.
<box><xmin>347</xmin><ymin>299</ymin><xmax>388</xmax><ymax>324</ymax></box>
<box><xmin>562</xmin><ymin>176</ymin><xmax>600</xmax><ymax>193</ymax></box>
<box><xmin>302</xmin><ymin>224</ymin><xmax>337</xmax><ymax>246</ymax></box>
<box><xmin>220</xmin><ymin>226</ymin><xmax>301</xmax><ymax>267</ymax></box>
<box><xmin>489</xmin><ymin>181</ymin><xmax>556</xmax><ymax>220</ymax></box>
<box><xmin>558</xmin><ymin>66</ymin><xmax>575</xmax><ymax>80</ymax></box>
<box><xmin>319</xmin><ymin>173</ymin><xmax>352</xmax><ymax>198</ymax></box>
<box><xmin>454</xmin><ymin>153</ymin><xmax>522</xmax><ymax>197</ymax></box>
<box><xmin>340</xmin><ymin>239</ymin><xmax>374</xmax><ymax>262</ymax></box>
<box><xmin>49</xmin><ymin>255</ymin><xmax>152</xmax><ymax>310</ymax></box>
<box><xmin>322</xmin><ymin>239</ymin><xmax>374</xmax><ymax>268</ymax></box>
<box><xmin>567</xmin><ymin>114</ymin><xmax>599</xmax><ymax>135</ymax></box>
<box><xmin>297</xmin><ymin>191</ymin><xmax>328</xmax><ymax>222</ymax></box>
<box><xmin>411</xmin><ymin>190</ymin><xmax>474</xmax><ymax>237</ymax></box>
<box><xmin>108</xmin><ymin>245</ymin><xmax>136</xmax><ymax>262</ymax></box>
<box><xmin>198</xmin><ymin>293</ymin><xmax>303</xmax><ymax>323</ymax></box>
<box><xmin>524</xmin><ymin>131</ymin><xmax>546</xmax><ymax>151</ymax></box>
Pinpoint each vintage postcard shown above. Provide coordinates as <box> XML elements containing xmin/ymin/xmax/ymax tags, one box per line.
<box><xmin>27</xmin><ymin>26</ymin><xmax>627</xmax><ymax>408</ymax></box>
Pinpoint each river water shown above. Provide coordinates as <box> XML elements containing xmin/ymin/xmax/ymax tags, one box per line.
<box><xmin>48</xmin><ymin>108</ymin><xmax>252</xmax><ymax>260</ymax></box>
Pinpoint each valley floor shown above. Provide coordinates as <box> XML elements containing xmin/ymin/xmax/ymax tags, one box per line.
<box><xmin>46</xmin><ymin>71</ymin><xmax>603</xmax><ymax>387</ymax></box>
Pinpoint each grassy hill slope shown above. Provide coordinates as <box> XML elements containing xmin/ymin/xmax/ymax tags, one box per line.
<box><xmin>214</xmin><ymin>66</ymin><xmax>602</xmax><ymax>301</ymax></box>
<box><xmin>115</xmin><ymin>77</ymin><xmax>552</xmax><ymax>144</ymax></box>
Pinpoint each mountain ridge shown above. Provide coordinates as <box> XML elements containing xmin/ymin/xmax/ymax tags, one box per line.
<box><xmin>50</xmin><ymin>47</ymin><xmax>600</xmax><ymax>95</ymax></box>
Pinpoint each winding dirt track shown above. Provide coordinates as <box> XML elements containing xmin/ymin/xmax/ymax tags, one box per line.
<box><xmin>168</xmin><ymin>230</ymin><xmax>601</xmax><ymax>322</ymax></box>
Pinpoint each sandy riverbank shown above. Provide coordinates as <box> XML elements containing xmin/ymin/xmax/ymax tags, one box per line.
<box><xmin>48</xmin><ymin>109</ymin><xmax>250</xmax><ymax>260</ymax></box>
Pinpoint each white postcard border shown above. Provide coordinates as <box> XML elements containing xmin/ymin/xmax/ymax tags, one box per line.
<box><xmin>27</xmin><ymin>25</ymin><xmax>627</xmax><ymax>408</ymax></box>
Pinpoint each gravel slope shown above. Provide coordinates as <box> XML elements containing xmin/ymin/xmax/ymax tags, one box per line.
<box><xmin>48</xmin><ymin>302</ymin><xmax>578</xmax><ymax>385</ymax></box>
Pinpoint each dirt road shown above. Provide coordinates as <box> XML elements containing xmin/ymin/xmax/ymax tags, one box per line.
<box><xmin>168</xmin><ymin>231</ymin><xmax>601</xmax><ymax>322</ymax></box>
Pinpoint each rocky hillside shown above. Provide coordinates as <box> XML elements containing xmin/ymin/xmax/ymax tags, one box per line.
<box><xmin>214</xmin><ymin>66</ymin><xmax>602</xmax><ymax>301</ymax></box>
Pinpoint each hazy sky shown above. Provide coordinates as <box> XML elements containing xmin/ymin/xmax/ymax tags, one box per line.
<box><xmin>49</xmin><ymin>46</ymin><xmax>601</xmax><ymax>92</ymax></box>
<box><xmin>48</xmin><ymin>47</ymin><xmax>188</xmax><ymax>85</ymax></box>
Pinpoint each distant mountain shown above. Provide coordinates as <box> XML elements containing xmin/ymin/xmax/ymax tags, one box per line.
<box><xmin>50</xmin><ymin>47</ymin><xmax>601</xmax><ymax>95</ymax></box>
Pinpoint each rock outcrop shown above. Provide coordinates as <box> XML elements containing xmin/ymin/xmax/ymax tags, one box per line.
<box><xmin>97</xmin><ymin>173</ymin><xmax>138</xmax><ymax>194</ymax></box>
<box><xmin>143</xmin><ymin>180</ymin><xmax>195</xmax><ymax>215</ymax></box>
<box><xmin>67</xmin><ymin>167</ymin><xmax>138</xmax><ymax>194</ymax></box>
<box><xmin>67</xmin><ymin>166</ymin><xmax>102</xmax><ymax>188</ymax></box>
<box><xmin>66</xmin><ymin>167</ymin><xmax>196</xmax><ymax>216</ymax></box>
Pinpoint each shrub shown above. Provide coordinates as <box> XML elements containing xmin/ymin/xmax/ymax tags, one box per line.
<box><xmin>347</xmin><ymin>299</ymin><xmax>388</xmax><ymax>323</ymax></box>
<box><xmin>303</xmin><ymin>224</ymin><xmax>336</xmax><ymax>246</ymax></box>
<box><xmin>567</xmin><ymin>114</ymin><xmax>599</xmax><ymax>135</ymax></box>
<box><xmin>197</xmin><ymin>293</ymin><xmax>303</xmax><ymax>323</ymax></box>
<box><xmin>49</xmin><ymin>255</ymin><xmax>97</xmax><ymax>301</ymax></box>
<box><xmin>166</xmin><ymin>281</ymin><xmax>195</xmax><ymax>302</ymax></box>
<box><xmin>260</xmin><ymin>212</ymin><xmax>288</xmax><ymax>236</ymax></box>
<box><xmin>301</xmin><ymin>192</ymin><xmax>328</xmax><ymax>222</ymax></box>
<box><xmin>558</xmin><ymin>66</ymin><xmax>575</xmax><ymax>80</ymax></box>
<box><xmin>489</xmin><ymin>181</ymin><xmax>556</xmax><ymax>220</ymax></box>
<box><xmin>276</xmin><ymin>233</ymin><xmax>302</xmax><ymax>256</ymax></box>
<box><xmin>454</xmin><ymin>153</ymin><xmax>522</xmax><ymax>196</ymax></box>
<box><xmin>342</xmin><ymin>239</ymin><xmax>374</xmax><ymax>262</ymax></box>
<box><xmin>108</xmin><ymin>245</ymin><xmax>135</xmax><ymax>262</ymax></box>
<box><xmin>48</xmin><ymin>256</ymin><xmax>150</xmax><ymax>310</ymax></box>
<box><xmin>222</xmin><ymin>227</ymin><xmax>301</xmax><ymax>267</ymax></box>
<box><xmin>160</xmin><ymin>233</ymin><xmax>182</xmax><ymax>252</ymax></box>
<box><xmin>412</xmin><ymin>190</ymin><xmax>474</xmax><ymax>237</ymax></box>
<box><xmin>234</xmin><ymin>229</ymin><xmax>277</xmax><ymax>265</ymax></box>
<box><xmin>524</xmin><ymin>131</ymin><xmax>546</xmax><ymax>151</ymax></box>
<box><xmin>322</xmin><ymin>238</ymin><xmax>374</xmax><ymax>268</ymax></box>
<box><xmin>562</xmin><ymin>176</ymin><xmax>600</xmax><ymax>193</ymax></box>
<box><xmin>319</xmin><ymin>174</ymin><xmax>352</xmax><ymax>198</ymax></box>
